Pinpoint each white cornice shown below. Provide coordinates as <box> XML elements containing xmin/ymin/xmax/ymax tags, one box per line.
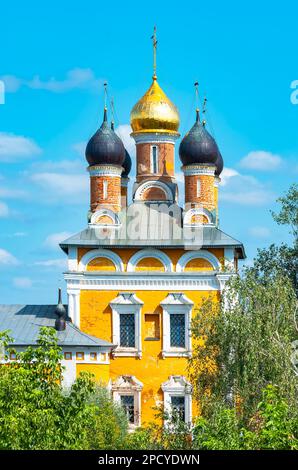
<box><xmin>64</xmin><ymin>272</ymin><xmax>229</xmax><ymax>291</ymax></box>
<box><xmin>182</xmin><ymin>165</ymin><xmax>215</xmax><ymax>176</ymax></box>
<box><xmin>132</xmin><ymin>133</ymin><xmax>179</xmax><ymax>144</ymax></box>
<box><xmin>87</xmin><ymin>165</ymin><xmax>123</xmax><ymax>177</ymax></box>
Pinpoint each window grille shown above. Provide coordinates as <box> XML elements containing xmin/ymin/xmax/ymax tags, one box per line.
<box><xmin>121</xmin><ymin>395</ymin><xmax>135</xmax><ymax>423</ymax></box>
<box><xmin>171</xmin><ymin>396</ymin><xmax>185</xmax><ymax>421</ymax></box>
<box><xmin>170</xmin><ymin>314</ymin><xmax>185</xmax><ymax>347</ymax></box>
<box><xmin>120</xmin><ymin>313</ymin><xmax>135</xmax><ymax>347</ymax></box>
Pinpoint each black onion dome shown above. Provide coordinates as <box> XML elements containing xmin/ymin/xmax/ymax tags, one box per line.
<box><xmin>179</xmin><ymin>111</ymin><xmax>219</xmax><ymax>168</ymax></box>
<box><xmin>122</xmin><ymin>149</ymin><xmax>132</xmax><ymax>177</ymax></box>
<box><xmin>214</xmin><ymin>149</ymin><xmax>224</xmax><ymax>176</ymax></box>
<box><xmin>85</xmin><ymin>108</ymin><xmax>125</xmax><ymax>166</ymax></box>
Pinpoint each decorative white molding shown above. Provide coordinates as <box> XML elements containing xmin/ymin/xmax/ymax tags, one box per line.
<box><xmin>78</xmin><ymin>248</ymin><xmax>124</xmax><ymax>272</ymax></box>
<box><xmin>110</xmin><ymin>293</ymin><xmax>143</xmax><ymax>358</ymax></box>
<box><xmin>132</xmin><ymin>132</ymin><xmax>179</xmax><ymax>144</ymax></box>
<box><xmin>87</xmin><ymin>164</ymin><xmax>123</xmax><ymax>177</ymax></box>
<box><xmin>182</xmin><ymin>164</ymin><xmax>215</xmax><ymax>176</ymax></box>
<box><xmin>134</xmin><ymin>180</ymin><xmax>173</xmax><ymax>202</ymax></box>
<box><xmin>127</xmin><ymin>249</ymin><xmax>173</xmax><ymax>273</ymax></box>
<box><xmin>111</xmin><ymin>375</ymin><xmax>143</xmax><ymax>428</ymax></box>
<box><xmin>224</xmin><ymin>247</ymin><xmax>235</xmax><ymax>272</ymax></box>
<box><xmin>161</xmin><ymin>375</ymin><xmax>192</xmax><ymax>424</ymax></box>
<box><xmin>161</xmin><ymin>293</ymin><xmax>193</xmax><ymax>358</ymax></box>
<box><xmin>183</xmin><ymin>208</ymin><xmax>214</xmax><ymax>226</ymax></box>
<box><xmin>67</xmin><ymin>288</ymin><xmax>80</xmax><ymax>328</ymax></box>
<box><xmin>64</xmin><ymin>272</ymin><xmax>221</xmax><ymax>291</ymax></box>
<box><xmin>176</xmin><ymin>250</ymin><xmax>221</xmax><ymax>272</ymax></box>
<box><xmin>89</xmin><ymin>209</ymin><xmax>121</xmax><ymax>227</ymax></box>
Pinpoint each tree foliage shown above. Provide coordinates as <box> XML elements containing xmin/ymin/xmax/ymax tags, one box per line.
<box><xmin>0</xmin><ymin>327</ymin><xmax>128</xmax><ymax>450</ymax></box>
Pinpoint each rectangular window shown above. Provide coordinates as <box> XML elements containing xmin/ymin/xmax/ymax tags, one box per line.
<box><xmin>170</xmin><ymin>314</ymin><xmax>185</xmax><ymax>348</ymax></box>
<box><xmin>90</xmin><ymin>352</ymin><xmax>97</xmax><ymax>361</ymax></box>
<box><xmin>9</xmin><ymin>352</ymin><xmax>16</xmax><ymax>360</ymax></box>
<box><xmin>151</xmin><ymin>145</ymin><xmax>158</xmax><ymax>173</ymax></box>
<box><xmin>76</xmin><ymin>352</ymin><xmax>84</xmax><ymax>361</ymax></box>
<box><xmin>171</xmin><ymin>396</ymin><xmax>185</xmax><ymax>421</ymax></box>
<box><xmin>100</xmin><ymin>352</ymin><xmax>107</xmax><ymax>362</ymax></box>
<box><xmin>120</xmin><ymin>313</ymin><xmax>135</xmax><ymax>347</ymax></box>
<box><xmin>120</xmin><ymin>395</ymin><xmax>135</xmax><ymax>423</ymax></box>
<box><xmin>64</xmin><ymin>352</ymin><xmax>72</xmax><ymax>360</ymax></box>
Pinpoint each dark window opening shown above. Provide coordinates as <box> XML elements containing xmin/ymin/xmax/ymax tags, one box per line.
<box><xmin>121</xmin><ymin>395</ymin><xmax>135</xmax><ymax>423</ymax></box>
<box><xmin>171</xmin><ymin>395</ymin><xmax>185</xmax><ymax>421</ymax></box>
<box><xmin>120</xmin><ymin>313</ymin><xmax>135</xmax><ymax>347</ymax></box>
<box><xmin>170</xmin><ymin>314</ymin><xmax>185</xmax><ymax>348</ymax></box>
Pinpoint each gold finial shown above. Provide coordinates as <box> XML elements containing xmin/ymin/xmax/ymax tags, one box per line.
<box><xmin>151</xmin><ymin>26</ymin><xmax>157</xmax><ymax>80</ymax></box>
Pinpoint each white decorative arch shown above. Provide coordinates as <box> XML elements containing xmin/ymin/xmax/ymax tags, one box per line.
<box><xmin>90</xmin><ymin>209</ymin><xmax>121</xmax><ymax>226</ymax></box>
<box><xmin>134</xmin><ymin>180</ymin><xmax>173</xmax><ymax>202</ymax></box>
<box><xmin>176</xmin><ymin>250</ymin><xmax>221</xmax><ymax>272</ymax></box>
<box><xmin>127</xmin><ymin>249</ymin><xmax>173</xmax><ymax>273</ymax></box>
<box><xmin>78</xmin><ymin>248</ymin><xmax>124</xmax><ymax>272</ymax></box>
<box><xmin>183</xmin><ymin>208</ymin><xmax>214</xmax><ymax>226</ymax></box>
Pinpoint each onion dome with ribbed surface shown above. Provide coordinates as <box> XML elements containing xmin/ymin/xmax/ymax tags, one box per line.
<box><xmin>122</xmin><ymin>149</ymin><xmax>132</xmax><ymax>177</ymax></box>
<box><xmin>85</xmin><ymin>108</ymin><xmax>125</xmax><ymax>166</ymax></box>
<box><xmin>179</xmin><ymin>111</ymin><xmax>223</xmax><ymax>175</ymax></box>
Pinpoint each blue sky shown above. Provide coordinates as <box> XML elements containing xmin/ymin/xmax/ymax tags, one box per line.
<box><xmin>0</xmin><ymin>0</ymin><xmax>297</xmax><ymax>304</ymax></box>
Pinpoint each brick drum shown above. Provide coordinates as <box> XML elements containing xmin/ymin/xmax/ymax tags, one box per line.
<box><xmin>90</xmin><ymin>176</ymin><xmax>121</xmax><ymax>212</ymax></box>
<box><xmin>136</xmin><ymin>142</ymin><xmax>175</xmax><ymax>182</ymax></box>
<box><xmin>185</xmin><ymin>174</ymin><xmax>215</xmax><ymax>212</ymax></box>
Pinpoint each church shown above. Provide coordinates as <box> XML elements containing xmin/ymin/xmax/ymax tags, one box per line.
<box><xmin>0</xmin><ymin>33</ymin><xmax>245</xmax><ymax>429</ymax></box>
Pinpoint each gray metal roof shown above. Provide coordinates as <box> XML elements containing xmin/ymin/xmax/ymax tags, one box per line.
<box><xmin>0</xmin><ymin>305</ymin><xmax>113</xmax><ymax>348</ymax></box>
<box><xmin>60</xmin><ymin>225</ymin><xmax>245</xmax><ymax>258</ymax></box>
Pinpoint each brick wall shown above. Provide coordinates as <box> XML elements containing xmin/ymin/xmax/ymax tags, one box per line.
<box><xmin>136</xmin><ymin>142</ymin><xmax>175</xmax><ymax>181</ymax></box>
<box><xmin>90</xmin><ymin>176</ymin><xmax>121</xmax><ymax>212</ymax></box>
<box><xmin>185</xmin><ymin>174</ymin><xmax>216</xmax><ymax>211</ymax></box>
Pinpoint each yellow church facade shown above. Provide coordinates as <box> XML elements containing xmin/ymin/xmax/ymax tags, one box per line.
<box><xmin>60</xmin><ymin>36</ymin><xmax>245</xmax><ymax>428</ymax></box>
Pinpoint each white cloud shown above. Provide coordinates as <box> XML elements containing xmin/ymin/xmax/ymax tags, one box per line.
<box><xmin>34</xmin><ymin>258</ymin><xmax>67</xmax><ymax>268</ymax></box>
<box><xmin>30</xmin><ymin>172</ymin><xmax>88</xmax><ymax>202</ymax></box>
<box><xmin>220</xmin><ymin>168</ymin><xmax>274</xmax><ymax>206</ymax></box>
<box><xmin>0</xmin><ymin>132</ymin><xmax>42</xmax><ymax>162</ymax></box>
<box><xmin>239</xmin><ymin>151</ymin><xmax>282</xmax><ymax>171</ymax></box>
<box><xmin>43</xmin><ymin>232</ymin><xmax>72</xmax><ymax>250</ymax></box>
<box><xmin>31</xmin><ymin>158</ymin><xmax>84</xmax><ymax>173</ymax></box>
<box><xmin>220</xmin><ymin>167</ymin><xmax>239</xmax><ymax>186</ymax></box>
<box><xmin>13</xmin><ymin>277</ymin><xmax>32</xmax><ymax>289</ymax></box>
<box><xmin>0</xmin><ymin>187</ymin><xmax>28</xmax><ymax>199</ymax></box>
<box><xmin>0</xmin><ymin>202</ymin><xmax>9</xmax><ymax>217</ymax></box>
<box><xmin>116</xmin><ymin>124</ymin><xmax>136</xmax><ymax>157</ymax></box>
<box><xmin>0</xmin><ymin>248</ymin><xmax>19</xmax><ymax>266</ymax></box>
<box><xmin>249</xmin><ymin>226</ymin><xmax>271</xmax><ymax>238</ymax></box>
<box><xmin>1</xmin><ymin>68</ymin><xmax>102</xmax><ymax>93</ymax></box>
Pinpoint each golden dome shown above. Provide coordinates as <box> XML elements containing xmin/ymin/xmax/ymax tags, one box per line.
<box><xmin>130</xmin><ymin>77</ymin><xmax>180</xmax><ymax>135</ymax></box>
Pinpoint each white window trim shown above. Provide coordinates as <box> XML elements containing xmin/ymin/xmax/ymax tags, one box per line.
<box><xmin>78</xmin><ymin>248</ymin><xmax>124</xmax><ymax>272</ymax></box>
<box><xmin>127</xmin><ymin>248</ymin><xmax>173</xmax><ymax>273</ymax></box>
<box><xmin>111</xmin><ymin>375</ymin><xmax>143</xmax><ymax>429</ymax></box>
<box><xmin>150</xmin><ymin>145</ymin><xmax>159</xmax><ymax>173</ymax></box>
<box><xmin>162</xmin><ymin>375</ymin><xmax>192</xmax><ymax>425</ymax></box>
<box><xmin>196</xmin><ymin>179</ymin><xmax>201</xmax><ymax>197</ymax></box>
<box><xmin>161</xmin><ymin>293</ymin><xmax>193</xmax><ymax>358</ymax></box>
<box><xmin>176</xmin><ymin>249</ymin><xmax>221</xmax><ymax>272</ymax></box>
<box><xmin>110</xmin><ymin>293</ymin><xmax>143</xmax><ymax>358</ymax></box>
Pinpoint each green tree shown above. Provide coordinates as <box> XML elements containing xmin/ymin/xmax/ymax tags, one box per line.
<box><xmin>253</xmin><ymin>183</ymin><xmax>298</xmax><ymax>295</ymax></box>
<box><xmin>0</xmin><ymin>327</ymin><xmax>128</xmax><ymax>450</ymax></box>
<box><xmin>189</xmin><ymin>270</ymin><xmax>298</xmax><ymax>423</ymax></box>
